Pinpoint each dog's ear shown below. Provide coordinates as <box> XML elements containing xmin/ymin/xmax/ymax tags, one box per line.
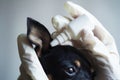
<box><xmin>27</xmin><ymin>17</ymin><xmax>52</xmax><ymax>55</ymax></box>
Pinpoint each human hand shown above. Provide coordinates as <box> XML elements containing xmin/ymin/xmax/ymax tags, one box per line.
<box><xmin>51</xmin><ymin>1</ymin><xmax>120</xmax><ymax>80</ymax></box>
<box><xmin>17</xmin><ymin>16</ymin><xmax>53</xmax><ymax>80</ymax></box>
<box><xmin>17</xmin><ymin>34</ymin><xmax>48</xmax><ymax>80</ymax></box>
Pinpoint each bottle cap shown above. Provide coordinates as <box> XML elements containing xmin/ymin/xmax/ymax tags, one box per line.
<box><xmin>50</xmin><ymin>32</ymin><xmax>69</xmax><ymax>46</ymax></box>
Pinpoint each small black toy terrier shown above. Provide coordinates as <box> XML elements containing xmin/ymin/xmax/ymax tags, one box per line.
<box><xmin>27</xmin><ymin>17</ymin><xmax>95</xmax><ymax>80</ymax></box>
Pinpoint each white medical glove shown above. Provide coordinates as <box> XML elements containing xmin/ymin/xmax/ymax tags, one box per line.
<box><xmin>51</xmin><ymin>1</ymin><xmax>120</xmax><ymax>80</ymax></box>
<box><xmin>17</xmin><ymin>34</ymin><xmax>48</xmax><ymax>80</ymax></box>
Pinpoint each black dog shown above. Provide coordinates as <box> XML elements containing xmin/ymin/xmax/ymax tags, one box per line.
<box><xmin>27</xmin><ymin>17</ymin><xmax>95</xmax><ymax>80</ymax></box>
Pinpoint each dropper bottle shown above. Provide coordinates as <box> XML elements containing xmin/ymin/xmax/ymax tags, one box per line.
<box><xmin>50</xmin><ymin>15</ymin><xmax>94</xmax><ymax>46</ymax></box>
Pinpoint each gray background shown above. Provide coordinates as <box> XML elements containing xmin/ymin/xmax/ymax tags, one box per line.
<box><xmin>0</xmin><ymin>0</ymin><xmax>120</xmax><ymax>80</ymax></box>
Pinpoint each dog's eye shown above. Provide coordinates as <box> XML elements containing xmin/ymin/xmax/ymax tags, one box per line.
<box><xmin>64</xmin><ymin>67</ymin><xmax>76</xmax><ymax>76</ymax></box>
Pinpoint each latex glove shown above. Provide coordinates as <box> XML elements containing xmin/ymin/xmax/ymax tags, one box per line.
<box><xmin>17</xmin><ymin>34</ymin><xmax>48</xmax><ymax>80</ymax></box>
<box><xmin>51</xmin><ymin>1</ymin><xmax>120</xmax><ymax>80</ymax></box>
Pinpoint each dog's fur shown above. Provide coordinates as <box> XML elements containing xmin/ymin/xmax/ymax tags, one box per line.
<box><xmin>27</xmin><ymin>17</ymin><xmax>95</xmax><ymax>80</ymax></box>
<box><xmin>40</xmin><ymin>45</ymin><xmax>94</xmax><ymax>80</ymax></box>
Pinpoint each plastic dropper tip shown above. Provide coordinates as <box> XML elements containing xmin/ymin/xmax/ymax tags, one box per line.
<box><xmin>50</xmin><ymin>39</ymin><xmax>59</xmax><ymax>47</ymax></box>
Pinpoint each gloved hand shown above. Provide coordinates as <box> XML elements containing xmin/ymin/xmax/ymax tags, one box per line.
<box><xmin>17</xmin><ymin>1</ymin><xmax>120</xmax><ymax>80</ymax></box>
<box><xmin>17</xmin><ymin>34</ymin><xmax>48</xmax><ymax>80</ymax></box>
<box><xmin>51</xmin><ymin>1</ymin><xmax>120</xmax><ymax>80</ymax></box>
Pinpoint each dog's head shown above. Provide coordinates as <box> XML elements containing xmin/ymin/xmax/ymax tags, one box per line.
<box><xmin>40</xmin><ymin>45</ymin><xmax>94</xmax><ymax>80</ymax></box>
<box><xmin>27</xmin><ymin>17</ymin><xmax>95</xmax><ymax>80</ymax></box>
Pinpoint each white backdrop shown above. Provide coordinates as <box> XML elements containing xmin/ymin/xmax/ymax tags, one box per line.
<box><xmin>0</xmin><ymin>0</ymin><xmax>120</xmax><ymax>80</ymax></box>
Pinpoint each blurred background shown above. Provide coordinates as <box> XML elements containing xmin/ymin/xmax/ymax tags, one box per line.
<box><xmin>0</xmin><ymin>0</ymin><xmax>120</xmax><ymax>80</ymax></box>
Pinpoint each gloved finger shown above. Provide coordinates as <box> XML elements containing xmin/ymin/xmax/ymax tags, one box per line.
<box><xmin>52</xmin><ymin>15</ymin><xmax>71</xmax><ymax>31</ymax></box>
<box><xmin>51</xmin><ymin>15</ymin><xmax>71</xmax><ymax>39</ymax></box>
<box><xmin>64</xmin><ymin>1</ymin><xmax>99</xmax><ymax>25</ymax></box>
<box><xmin>93</xmin><ymin>25</ymin><xmax>119</xmax><ymax>57</ymax></box>
<box><xmin>17</xmin><ymin>34</ymin><xmax>48</xmax><ymax>80</ymax></box>
<box><xmin>80</xmin><ymin>29</ymin><xmax>110</xmax><ymax>59</ymax></box>
<box><xmin>18</xmin><ymin>64</ymin><xmax>31</xmax><ymax>80</ymax></box>
<box><xmin>64</xmin><ymin>1</ymin><xmax>84</xmax><ymax>18</ymax></box>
